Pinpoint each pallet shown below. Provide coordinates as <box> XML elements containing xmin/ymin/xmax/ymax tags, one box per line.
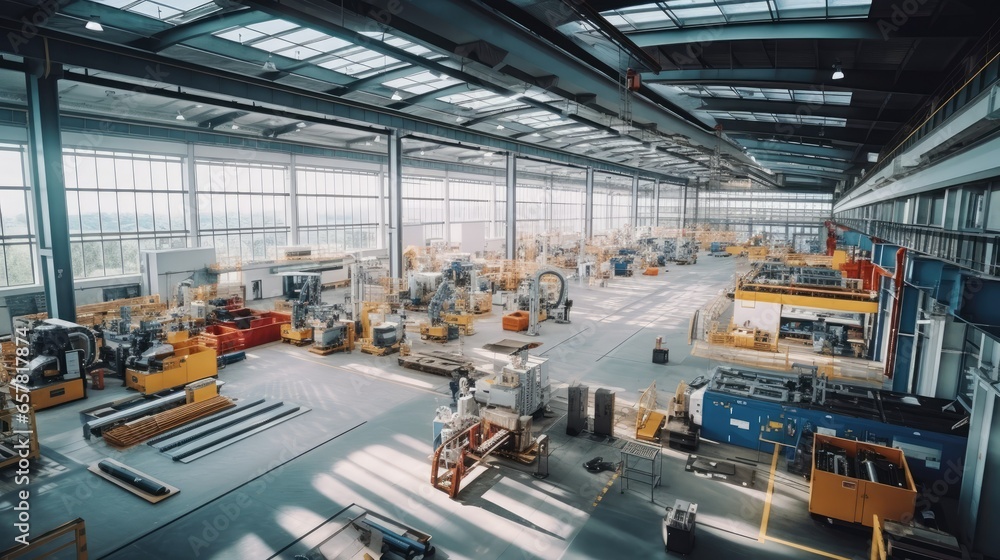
<box><xmin>282</xmin><ymin>338</ymin><xmax>312</xmax><ymax>347</ymax></box>
<box><xmin>308</xmin><ymin>345</ymin><xmax>349</xmax><ymax>356</ymax></box>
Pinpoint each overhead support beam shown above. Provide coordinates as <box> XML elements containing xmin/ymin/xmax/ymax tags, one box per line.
<box><xmin>505</xmin><ymin>153</ymin><xmax>517</xmax><ymax>260</ymax></box>
<box><xmin>715</xmin><ymin>120</ymin><xmax>894</xmax><ymax>145</ymax></box>
<box><xmin>630</xmin><ymin>21</ymin><xmax>884</xmax><ymax>47</ymax></box>
<box><xmin>388</xmin><ymin>130</ymin><xmax>403</xmax><ymax>279</ymax></box>
<box><xmin>558</xmin><ymin>0</ymin><xmax>661</xmax><ymax>72</ymax></box>
<box><xmin>751</xmin><ymin>153</ymin><xmax>854</xmax><ymax>170</ymax></box>
<box><xmin>454</xmin><ymin>40</ymin><xmax>508</xmax><ymax>68</ymax></box>
<box><xmin>337</xmin><ymin>65</ymin><xmax>419</xmax><ymax>95</ymax></box>
<box><xmin>25</xmin><ymin>60</ymin><xmax>76</xmax><ymax>322</ymax></box>
<box><xmin>643</xmin><ymin>69</ymin><xmax>938</xmax><ymax>96</ymax></box>
<box><xmin>262</xmin><ymin>122</ymin><xmax>305</xmax><ymax>138</ymax></box>
<box><xmin>197</xmin><ymin>111</ymin><xmax>248</xmax><ymax>130</ymax></box>
<box><xmin>585</xmin><ymin>167</ymin><xmax>594</xmax><ymax>239</ymax></box>
<box><xmin>131</xmin><ymin>9</ymin><xmax>271</xmax><ymax>51</ymax></box>
<box><xmin>697</xmin><ymin>98</ymin><xmax>910</xmax><ymax>123</ymax></box>
<box><xmin>733</xmin><ymin>138</ymin><xmax>859</xmax><ymax>160</ymax></box>
<box><xmin>462</xmin><ymin>107</ymin><xmax>539</xmax><ymax>128</ymax></box>
<box><xmin>0</xmin><ymin>27</ymin><xmax>686</xmax><ymax>183</ymax></box>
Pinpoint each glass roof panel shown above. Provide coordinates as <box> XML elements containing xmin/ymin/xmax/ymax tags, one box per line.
<box><xmin>92</xmin><ymin>0</ymin><xmax>221</xmax><ymax>22</ymax></box>
<box><xmin>438</xmin><ymin>89</ymin><xmax>527</xmax><ymax>111</ymax></box>
<box><xmin>602</xmin><ymin>0</ymin><xmax>871</xmax><ymax>30</ymax></box>
<box><xmin>383</xmin><ymin>71</ymin><xmax>461</xmax><ymax>95</ymax></box>
<box><xmin>682</xmin><ymin>85</ymin><xmax>853</xmax><ymax>105</ymax></box>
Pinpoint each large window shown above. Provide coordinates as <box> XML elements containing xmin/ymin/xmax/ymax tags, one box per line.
<box><xmin>196</xmin><ymin>160</ymin><xmax>289</xmax><ymax>263</ymax></box>
<box><xmin>64</xmin><ymin>148</ymin><xmax>188</xmax><ymax>279</ymax></box>
<box><xmin>297</xmin><ymin>167</ymin><xmax>379</xmax><ymax>251</ymax></box>
<box><xmin>402</xmin><ymin>175</ymin><xmax>445</xmax><ymax>239</ymax></box>
<box><xmin>0</xmin><ymin>145</ymin><xmax>35</xmax><ymax>287</ymax></box>
<box><xmin>516</xmin><ymin>182</ymin><xmax>546</xmax><ymax>236</ymax></box>
<box><xmin>448</xmin><ymin>178</ymin><xmax>492</xmax><ymax>224</ymax></box>
<box><xmin>550</xmin><ymin>184</ymin><xmax>585</xmax><ymax>234</ymax></box>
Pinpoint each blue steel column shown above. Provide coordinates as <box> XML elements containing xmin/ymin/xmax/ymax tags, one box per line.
<box><xmin>25</xmin><ymin>61</ymin><xmax>76</xmax><ymax>322</ymax></box>
<box><xmin>631</xmin><ymin>174</ymin><xmax>639</xmax><ymax>226</ymax></box>
<box><xmin>585</xmin><ymin>167</ymin><xmax>594</xmax><ymax>238</ymax></box>
<box><xmin>505</xmin><ymin>153</ymin><xmax>517</xmax><ymax>260</ymax></box>
<box><xmin>387</xmin><ymin>130</ymin><xmax>403</xmax><ymax>279</ymax></box>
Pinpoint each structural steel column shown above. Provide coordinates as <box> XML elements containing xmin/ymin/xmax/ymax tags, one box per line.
<box><xmin>186</xmin><ymin>143</ymin><xmax>200</xmax><ymax>248</ymax></box>
<box><xmin>443</xmin><ymin>174</ymin><xmax>451</xmax><ymax>244</ymax></box>
<box><xmin>681</xmin><ymin>180</ymin><xmax>689</xmax><ymax>231</ymax></box>
<box><xmin>505</xmin><ymin>152</ymin><xmax>517</xmax><ymax>260</ymax></box>
<box><xmin>631</xmin><ymin>174</ymin><xmax>639</xmax><ymax>226</ymax></box>
<box><xmin>585</xmin><ymin>167</ymin><xmax>594</xmax><ymax>239</ymax></box>
<box><xmin>654</xmin><ymin>179</ymin><xmax>661</xmax><ymax>226</ymax></box>
<box><xmin>387</xmin><ymin>130</ymin><xmax>403</xmax><ymax>279</ymax></box>
<box><xmin>25</xmin><ymin>61</ymin><xmax>76</xmax><ymax>322</ymax></box>
<box><xmin>288</xmin><ymin>154</ymin><xmax>300</xmax><ymax>246</ymax></box>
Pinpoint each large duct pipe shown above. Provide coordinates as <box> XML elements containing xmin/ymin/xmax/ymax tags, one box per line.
<box><xmin>884</xmin><ymin>248</ymin><xmax>906</xmax><ymax>380</ymax></box>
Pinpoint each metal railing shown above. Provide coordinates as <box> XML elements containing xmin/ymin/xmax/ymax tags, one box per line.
<box><xmin>848</xmin><ymin>20</ymin><xmax>1000</xmax><ymax>196</ymax></box>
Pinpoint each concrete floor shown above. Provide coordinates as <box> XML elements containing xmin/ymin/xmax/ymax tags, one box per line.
<box><xmin>0</xmin><ymin>256</ymin><xmax>876</xmax><ymax>559</ymax></box>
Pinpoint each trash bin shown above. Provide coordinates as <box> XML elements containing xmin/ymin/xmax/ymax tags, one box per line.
<box><xmin>652</xmin><ymin>348</ymin><xmax>669</xmax><ymax>364</ymax></box>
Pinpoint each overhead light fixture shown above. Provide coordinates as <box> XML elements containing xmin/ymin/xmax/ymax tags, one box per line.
<box><xmin>496</xmin><ymin>124</ymin><xmax>505</xmax><ymax>130</ymax></box>
<box><xmin>85</xmin><ymin>17</ymin><xmax>103</xmax><ymax>32</ymax></box>
<box><xmin>296</xmin><ymin>121</ymin><xmax>306</xmax><ymax>128</ymax></box>
<box><xmin>867</xmin><ymin>152</ymin><xmax>879</xmax><ymax>163</ymax></box>
<box><xmin>456</xmin><ymin>116</ymin><xmax>465</xmax><ymax>123</ymax></box>
<box><xmin>175</xmin><ymin>111</ymin><xmax>185</xmax><ymax>121</ymax></box>
<box><xmin>391</xmin><ymin>90</ymin><xmax>403</xmax><ymax>101</ymax></box>
<box><xmin>832</xmin><ymin>63</ymin><xmax>845</xmax><ymax>80</ymax></box>
<box><xmin>420</xmin><ymin>150</ymin><xmax>426</xmax><ymax>156</ymax></box>
<box><xmin>531</xmin><ymin>132</ymin><xmax>540</xmax><ymax>137</ymax></box>
<box><xmin>195</xmin><ymin>104</ymin><xmax>203</xmax><ymax>108</ymax></box>
<box><xmin>484</xmin><ymin>151</ymin><xmax>494</xmax><ymax>157</ymax></box>
<box><xmin>262</xmin><ymin>54</ymin><xmax>277</xmax><ymax>72</ymax></box>
<box><xmin>231</xmin><ymin>124</ymin><xmax>239</xmax><ymax>130</ymax></box>
<box><xmin>374</xmin><ymin>135</ymin><xmax>381</xmax><ymax>143</ymax></box>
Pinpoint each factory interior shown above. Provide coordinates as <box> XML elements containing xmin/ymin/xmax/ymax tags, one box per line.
<box><xmin>1</xmin><ymin>0</ymin><xmax>1000</xmax><ymax>559</ymax></box>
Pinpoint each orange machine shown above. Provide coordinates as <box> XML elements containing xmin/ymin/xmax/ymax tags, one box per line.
<box><xmin>502</xmin><ymin>311</ymin><xmax>530</xmax><ymax>332</ymax></box>
<box><xmin>126</xmin><ymin>338</ymin><xmax>217</xmax><ymax>395</ymax></box>
<box><xmin>808</xmin><ymin>434</ymin><xmax>917</xmax><ymax>527</ymax></box>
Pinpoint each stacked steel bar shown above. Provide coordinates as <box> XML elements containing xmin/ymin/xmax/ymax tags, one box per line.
<box><xmin>104</xmin><ymin>396</ymin><xmax>234</xmax><ymax>448</ymax></box>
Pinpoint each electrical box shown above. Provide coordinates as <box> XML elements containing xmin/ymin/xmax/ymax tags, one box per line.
<box><xmin>594</xmin><ymin>388</ymin><xmax>615</xmax><ymax>437</ymax></box>
<box><xmin>567</xmin><ymin>385</ymin><xmax>588</xmax><ymax>436</ymax></box>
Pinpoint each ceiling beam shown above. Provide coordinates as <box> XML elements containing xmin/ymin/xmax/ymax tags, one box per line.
<box><xmin>643</xmin><ymin>69</ymin><xmax>939</xmax><ymax>96</ymax></box>
<box><xmin>697</xmin><ymin>98</ymin><xmax>911</xmax><ymax>123</ymax></box>
<box><xmin>389</xmin><ymin>83</ymin><xmax>469</xmax><ymax>110</ymax></box>
<box><xmin>630</xmin><ymin>21</ymin><xmax>884</xmax><ymax>47</ymax></box>
<box><xmin>197</xmin><ymin>110</ymin><xmax>248</xmax><ymax>130</ymax></box>
<box><xmin>714</xmin><ymin>119</ymin><xmax>894</xmax><ymax>144</ymax></box>
<box><xmin>734</xmin><ymin>138</ymin><xmax>858</xmax><ymax>160</ymax></box>
<box><xmin>751</xmin><ymin>153</ymin><xmax>854</xmax><ymax>170</ymax></box>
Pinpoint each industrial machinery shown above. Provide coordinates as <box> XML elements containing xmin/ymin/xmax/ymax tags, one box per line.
<box><xmin>684</xmin><ymin>365</ymin><xmax>969</xmax><ymax>485</ymax></box>
<box><xmin>310</xmin><ymin>318</ymin><xmax>355</xmax><ymax>356</ymax></box>
<box><xmin>125</xmin><ymin>336</ymin><xmax>217</xmax><ymax>395</ymax></box>
<box><xmin>420</xmin><ymin>281</ymin><xmax>460</xmax><ymax>342</ymax></box>
<box><xmin>407</xmin><ymin>272</ymin><xmax>443</xmax><ymax>308</ymax></box>
<box><xmin>359</xmin><ymin>302</ymin><xmax>404</xmax><ymax>356</ymax></box>
<box><xmin>280</xmin><ymin>272</ymin><xmax>321</xmax><ymax>345</ymax></box>
<box><xmin>504</xmin><ymin>269</ymin><xmax>569</xmax><ymax>336</ymax></box>
<box><xmin>474</xmin><ymin>340</ymin><xmax>550</xmax><ymax>417</ymax></box>
<box><xmin>11</xmin><ymin>319</ymin><xmax>97</xmax><ymax>410</ymax></box>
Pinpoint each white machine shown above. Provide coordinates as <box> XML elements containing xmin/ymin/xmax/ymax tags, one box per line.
<box><xmin>474</xmin><ymin>343</ymin><xmax>550</xmax><ymax>417</ymax></box>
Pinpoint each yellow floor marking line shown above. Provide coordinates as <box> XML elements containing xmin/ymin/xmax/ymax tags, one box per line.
<box><xmin>764</xmin><ymin>536</ymin><xmax>852</xmax><ymax>560</ymax></box>
<box><xmin>758</xmin><ymin>445</ymin><xmax>780</xmax><ymax>543</ymax></box>
<box><xmin>592</xmin><ymin>472</ymin><xmax>620</xmax><ymax>508</ymax></box>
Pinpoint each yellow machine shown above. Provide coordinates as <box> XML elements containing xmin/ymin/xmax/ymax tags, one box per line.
<box><xmin>419</xmin><ymin>322</ymin><xmax>454</xmax><ymax>342</ymax></box>
<box><xmin>442</xmin><ymin>312</ymin><xmax>475</xmax><ymax>335</ymax></box>
<box><xmin>310</xmin><ymin>322</ymin><xmax>355</xmax><ymax>355</ymax></box>
<box><xmin>126</xmin><ymin>339</ymin><xmax>217</xmax><ymax>395</ymax></box>
<box><xmin>14</xmin><ymin>319</ymin><xmax>96</xmax><ymax>410</ymax></box>
<box><xmin>359</xmin><ymin>302</ymin><xmax>403</xmax><ymax>356</ymax></box>
<box><xmin>280</xmin><ymin>324</ymin><xmax>314</xmax><ymax>346</ymax></box>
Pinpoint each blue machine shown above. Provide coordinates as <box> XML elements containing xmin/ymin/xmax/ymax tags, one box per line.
<box><xmin>611</xmin><ymin>249</ymin><xmax>636</xmax><ymax>277</ymax></box>
<box><xmin>690</xmin><ymin>366</ymin><xmax>968</xmax><ymax>488</ymax></box>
